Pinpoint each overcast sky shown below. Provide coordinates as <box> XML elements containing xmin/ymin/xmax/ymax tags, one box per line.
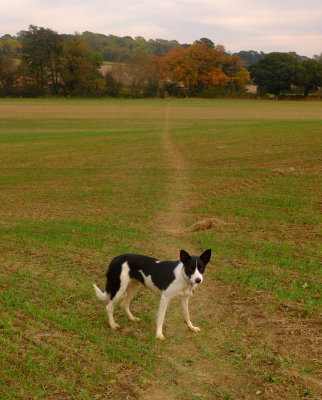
<box><xmin>1</xmin><ymin>0</ymin><xmax>321</xmax><ymax>57</ymax></box>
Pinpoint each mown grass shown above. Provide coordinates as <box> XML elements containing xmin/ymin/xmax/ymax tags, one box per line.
<box><xmin>167</xmin><ymin>104</ymin><xmax>321</xmax><ymax>311</ymax></box>
<box><xmin>0</xmin><ymin>98</ymin><xmax>321</xmax><ymax>399</ymax></box>
<box><xmin>0</xmin><ymin>99</ymin><xmax>171</xmax><ymax>399</ymax></box>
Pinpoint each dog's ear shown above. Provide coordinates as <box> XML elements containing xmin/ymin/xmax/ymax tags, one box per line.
<box><xmin>180</xmin><ymin>249</ymin><xmax>191</xmax><ymax>264</ymax></box>
<box><xmin>200</xmin><ymin>249</ymin><xmax>211</xmax><ymax>264</ymax></box>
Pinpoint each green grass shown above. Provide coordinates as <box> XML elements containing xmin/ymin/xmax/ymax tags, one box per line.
<box><xmin>0</xmin><ymin>99</ymin><xmax>170</xmax><ymax>399</ymax></box>
<box><xmin>0</xmin><ymin>98</ymin><xmax>321</xmax><ymax>399</ymax></box>
<box><xmin>171</xmin><ymin>106</ymin><xmax>321</xmax><ymax>310</ymax></box>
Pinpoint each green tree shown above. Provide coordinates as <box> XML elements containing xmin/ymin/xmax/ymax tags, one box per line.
<box><xmin>60</xmin><ymin>35</ymin><xmax>106</xmax><ymax>97</ymax></box>
<box><xmin>194</xmin><ymin>38</ymin><xmax>215</xmax><ymax>49</ymax></box>
<box><xmin>296</xmin><ymin>59</ymin><xmax>322</xmax><ymax>97</ymax></box>
<box><xmin>21</xmin><ymin>25</ymin><xmax>62</xmax><ymax>94</ymax></box>
<box><xmin>249</xmin><ymin>52</ymin><xmax>299</xmax><ymax>97</ymax></box>
<box><xmin>233</xmin><ymin>50</ymin><xmax>266</xmax><ymax>67</ymax></box>
<box><xmin>81</xmin><ymin>32</ymin><xmax>181</xmax><ymax>62</ymax></box>
<box><xmin>313</xmin><ymin>52</ymin><xmax>322</xmax><ymax>63</ymax></box>
<box><xmin>0</xmin><ymin>37</ymin><xmax>22</xmax><ymax>58</ymax></box>
<box><xmin>148</xmin><ymin>38</ymin><xmax>179</xmax><ymax>57</ymax></box>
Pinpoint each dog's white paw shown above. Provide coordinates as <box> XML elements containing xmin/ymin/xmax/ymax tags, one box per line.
<box><xmin>156</xmin><ymin>333</ymin><xmax>166</xmax><ymax>341</ymax></box>
<box><xmin>110</xmin><ymin>323</ymin><xmax>120</xmax><ymax>330</ymax></box>
<box><xmin>128</xmin><ymin>315</ymin><xmax>141</xmax><ymax>322</ymax></box>
<box><xmin>190</xmin><ymin>326</ymin><xmax>201</xmax><ymax>333</ymax></box>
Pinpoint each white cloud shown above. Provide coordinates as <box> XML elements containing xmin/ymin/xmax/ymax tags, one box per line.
<box><xmin>0</xmin><ymin>0</ymin><xmax>321</xmax><ymax>56</ymax></box>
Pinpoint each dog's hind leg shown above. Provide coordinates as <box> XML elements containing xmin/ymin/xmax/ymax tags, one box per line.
<box><xmin>106</xmin><ymin>262</ymin><xmax>131</xmax><ymax>330</ymax></box>
<box><xmin>121</xmin><ymin>280</ymin><xmax>141</xmax><ymax>321</ymax></box>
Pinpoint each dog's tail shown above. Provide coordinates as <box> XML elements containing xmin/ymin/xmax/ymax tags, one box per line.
<box><xmin>93</xmin><ymin>283</ymin><xmax>110</xmax><ymax>303</ymax></box>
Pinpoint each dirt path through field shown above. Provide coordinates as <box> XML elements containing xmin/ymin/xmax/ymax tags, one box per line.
<box><xmin>141</xmin><ymin>103</ymin><xmax>253</xmax><ymax>399</ymax></box>
<box><xmin>139</xmin><ymin>103</ymin><xmax>321</xmax><ymax>400</ymax></box>
<box><xmin>152</xmin><ymin>103</ymin><xmax>191</xmax><ymax>256</ymax></box>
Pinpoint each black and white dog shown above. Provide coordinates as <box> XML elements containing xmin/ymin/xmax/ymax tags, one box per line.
<box><xmin>93</xmin><ymin>249</ymin><xmax>211</xmax><ymax>340</ymax></box>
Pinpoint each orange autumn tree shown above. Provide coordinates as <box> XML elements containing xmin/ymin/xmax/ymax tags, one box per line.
<box><xmin>163</xmin><ymin>41</ymin><xmax>249</xmax><ymax>96</ymax></box>
<box><xmin>162</xmin><ymin>45</ymin><xmax>198</xmax><ymax>94</ymax></box>
<box><xmin>220</xmin><ymin>53</ymin><xmax>250</xmax><ymax>89</ymax></box>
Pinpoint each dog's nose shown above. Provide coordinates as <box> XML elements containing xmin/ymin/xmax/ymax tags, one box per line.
<box><xmin>195</xmin><ymin>278</ymin><xmax>201</xmax><ymax>284</ymax></box>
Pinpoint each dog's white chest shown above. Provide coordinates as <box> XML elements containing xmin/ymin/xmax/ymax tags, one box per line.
<box><xmin>175</xmin><ymin>284</ymin><xmax>194</xmax><ymax>297</ymax></box>
<box><xmin>183</xmin><ymin>286</ymin><xmax>194</xmax><ymax>296</ymax></box>
<box><xmin>164</xmin><ymin>271</ymin><xmax>194</xmax><ymax>298</ymax></box>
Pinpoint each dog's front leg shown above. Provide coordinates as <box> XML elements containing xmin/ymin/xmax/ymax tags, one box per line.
<box><xmin>181</xmin><ymin>296</ymin><xmax>200</xmax><ymax>333</ymax></box>
<box><xmin>156</xmin><ymin>294</ymin><xmax>170</xmax><ymax>340</ymax></box>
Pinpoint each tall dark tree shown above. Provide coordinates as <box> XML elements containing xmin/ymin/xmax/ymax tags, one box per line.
<box><xmin>21</xmin><ymin>25</ymin><xmax>62</xmax><ymax>94</ymax></box>
<box><xmin>249</xmin><ymin>52</ymin><xmax>299</xmax><ymax>97</ymax></box>
<box><xmin>60</xmin><ymin>35</ymin><xmax>106</xmax><ymax>96</ymax></box>
<box><xmin>296</xmin><ymin>59</ymin><xmax>322</xmax><ymax>97</ymax></box>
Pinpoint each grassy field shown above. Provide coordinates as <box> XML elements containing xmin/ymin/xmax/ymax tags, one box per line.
<box><xmin>0</xmin><ymin>98</ymin><xmax>321</xmax><ymax>400</ymax></box>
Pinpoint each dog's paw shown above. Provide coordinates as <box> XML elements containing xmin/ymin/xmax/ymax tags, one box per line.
<box><xmin>156</xmin><ymin>333</ymin><xmax>166</xmax><ymax>340</ymax></box>
<box><xmin>190</xmin><ymin>326</ymin><xmax>201</xmax><ymax>333</ymax></box>
<box><xmin>132</xmin><ymin>317</ymin><xmax>141</xmax><ymax>322</ymax></box>
<box><xmin>110</xmin><ymin>323</ymin><xmax>120</xmax><ymax>330</ymax></box>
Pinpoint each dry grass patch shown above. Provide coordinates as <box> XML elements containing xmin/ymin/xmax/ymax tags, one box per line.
<box><xmin>186</xmin><ymin>217</ymin><xmax>233</xmax><ymax>232</ymax></box>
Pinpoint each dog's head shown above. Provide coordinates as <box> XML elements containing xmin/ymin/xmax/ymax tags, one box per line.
<box><xmin>180</xmin><ymin>249</ymin><xmax>211</xmax><ymax>285</ymax></box>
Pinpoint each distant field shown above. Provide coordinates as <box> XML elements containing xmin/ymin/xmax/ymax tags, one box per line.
<box><xmin>0</xmin><ymin>98</ymin><xmax>321</xmax><ymax>400</ymax></box>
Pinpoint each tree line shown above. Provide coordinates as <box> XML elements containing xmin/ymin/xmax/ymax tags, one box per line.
<box><xmin>0</xmin><ymin>25</ymin><xmax>322</xmax><ymax>98</ymax></box>
<box><xmin>0</xmin><ymin>26</ymin><xmax>106</xmax><ymax>97</ymax></box>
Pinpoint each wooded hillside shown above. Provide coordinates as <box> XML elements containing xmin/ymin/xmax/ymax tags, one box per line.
<box><xmin>0</xmin><ymin>26</ymin><xmax>321</xmax><ymax>98</ymax></box>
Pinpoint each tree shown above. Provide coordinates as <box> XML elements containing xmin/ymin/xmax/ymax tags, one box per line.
<box><xmin>221</xmin><ymin>54</ymin><xmax>250</xmax><ymax>89</ymax></box>
<box><xmin>163</xmin><ymin>45</ymin><xmax>197</xmax><ymax>95</ymax></box>
<box><xmin>81</xmin><ymin>32</ymin><xmax>180</xmax><ymax>62</ymax></box>
<box><xmin>21</xmin><ymin>25</ymin><xmax>62</xmax><ymax>94</ymax></box>
<box><xmin>104</xmin><ymin>52</ymin><xmax>166</xmax><ymax>98</ymax></box>
<box><xmin>0</xmin><ymin>37</ymin><xmax>22</xmax><ymax>58</ymax></box>
<box><xmin>233</xmin><ymin>50</ymin><xmax>266</xmax><ymax>67</ymax></box>
<box><xmin>163</xmin><ymin>43</ymin><xmax>224</xmax><ymax>95</ymax></box>
<box><xmin>60</xmin><ymin>35</ymin><xmax>106</xmax><ymax>96</ymax></box>
<box><xmin>313</xmin><ymin>53</ymin><xmax>322</xmax><ymax>63</ymax></box>
<box><xmin>194</xmin><ymin>38</ymin><xmax>215</xmax><ymax>49</ymax></box>
<box><xmin>0</xmin><ymin>36</ymin><xmax>22</xmax><ymax>96</ymax></box>
<box><xmin>249</xmin><ymin>52</ymin><xmax>299</xmax><ymax>97</ymax></box>
<box><xmin>296</xmin><ymin>59</ymin><xmax>322</xmax><ymax>97</ymax></box>
<box><xmin>163</xmin><ymin>43</ymin><xmax>249</xmax><ymax>97</ymax></box>
<box><xmin>0</xmin><ymin>56</ymin><xmax>19</xmax><ymax>96</ymax></box>
<box><xmin>141</xmin><ymin>55</ymin><xmax>166</xmax><ymax>97</ymax></box>
<box><xmin>148</xmin><ymin>38</ymin><xmax>179</xmax><ymax>57</ymax></box>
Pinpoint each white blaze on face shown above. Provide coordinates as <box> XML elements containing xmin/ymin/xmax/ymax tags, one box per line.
<box><xmin>190</xmin><ymin>260</ymin><xmax>203</xmax><ymax>284</ymax></box>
